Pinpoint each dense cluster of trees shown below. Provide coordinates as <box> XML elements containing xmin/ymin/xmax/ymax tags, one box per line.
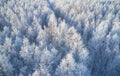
<box><xmin>0</xmin><ymin>0</ymin><xmax>120</xmax><ymax>76</ymax></box>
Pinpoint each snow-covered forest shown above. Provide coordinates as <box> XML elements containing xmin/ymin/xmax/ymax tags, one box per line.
<box><xmin>0</xmin><ymin>0</ymin><xmax>120</xmax><ymax>76</ymax></box>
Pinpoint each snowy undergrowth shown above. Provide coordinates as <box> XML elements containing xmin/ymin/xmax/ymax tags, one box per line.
<box><xmin>0</xmin><ymin>0</ymin><xmax>120</xmax><ymax>76</ymax></box>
